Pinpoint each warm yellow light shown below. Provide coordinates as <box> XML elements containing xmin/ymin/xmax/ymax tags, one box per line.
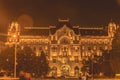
<box><xmin>13</xmin><ymin>34</ymin><xmax>16</xmax><ymax>38</ymax></box>
<box><xmin>115</xmin><ymin>74</ymin><xmax>120</xmax><ymax>77</ymax></box>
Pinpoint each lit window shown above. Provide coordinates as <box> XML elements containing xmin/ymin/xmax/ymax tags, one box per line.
<box><xmin>74</xmin><ymin>56</ymin><xmax>79</xmax><ymax>63</ymax></box>
<box><xmin>52</xmin><ymin>56</ymin><xmax>57</xmax><ymax>63</ymax></box>
<box><xmin>52</xmin><ymin>46</ymin><xmax>57</xmax><ymax>52</ymax></box>
<box><xmin>75</xmin><ymin>46</ymin><xmax>79</xmax><ymax>52</ymax></box>
<box><xmin>62</xmin><ymin>52</ymin><xmax>67</xmax><ymax>56</ymax></box>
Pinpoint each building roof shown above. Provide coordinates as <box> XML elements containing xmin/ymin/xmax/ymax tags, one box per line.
<box><xmin>79</xmin><ymin>27</ymin><xmax>108</xmax><ymax>36</ymax></box>
<box><xmin>50</xmin><ymin>19</ymin><xmax>79</xmax><ymax>35</ymax></box>
<box><xmin>21</xmin><ymin>27</ymin><xmax>49</xmax><ymax>36</ymax></box>
<box><xmin>20</xmin><ymin>20</ymin><xmax>108</xmax><ymax>36</ymax></box>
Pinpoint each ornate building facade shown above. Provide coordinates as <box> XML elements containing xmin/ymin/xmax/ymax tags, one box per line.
<box><xmin>6</xmin><ymin>19</ymin><xmax>118</xmax><ymax>77</ymax></box>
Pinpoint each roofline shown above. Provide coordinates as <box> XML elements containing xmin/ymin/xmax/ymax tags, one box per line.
<box><xmin>79</xmin><ymin>27</ymin><xmax>103</xmax><ymax>30</ymax></box>
<box><xmin>58</xmin><ymin>18</ymin><xmax>70</xmax><ymax>22</ymax></box>
<box><xmin>24</xmin><ymin>27</ymin><xmax>50</xmax><ymax>29</ymax></box>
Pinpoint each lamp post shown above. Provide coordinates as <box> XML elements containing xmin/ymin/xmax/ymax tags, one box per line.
<box><xmin>13</xmin><ymin>34</ymin><xmax>17</xmax><ymax>78</ymax></box>
<box><xmin>14</xmin><ymin>43</ymin><xmax>17</xmax><ymax>78</ymax></box>
<box><xmin>91</xmin><ymin>54</ymin><xmax>94</xmax><ymax>80</ymax></box>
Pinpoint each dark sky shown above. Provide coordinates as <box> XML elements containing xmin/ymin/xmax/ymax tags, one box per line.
<box><xmin>0</xmin><ymin>0</ymin><xmax>120</xmax><ymax>33</ymax></box>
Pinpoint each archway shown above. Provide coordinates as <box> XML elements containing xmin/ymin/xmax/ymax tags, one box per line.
<box><xmin>61</xmin><ymin>65</ymin><xmax>70</xmax><ymax>77</ymax></box>
<box><xmin>51</xmin><ymin>67</ymin><xmax>57</xmax><ymax>77</ymax></box>
<box><xmin>74</xmin><ymin>66</ymin><xmax>79</xmax><ymax>77</ymax></box>
<box><xmin>59</xmin><ymin>36</ymin><xmax>70</xmax><ymax>45</ymax></box>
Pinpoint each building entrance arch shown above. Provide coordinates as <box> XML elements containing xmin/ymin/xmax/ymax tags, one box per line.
<box><xmin>51</xmin><ymin>67</ymin><xmax>57</xmax><ymax>77</ymax></box>
<box><xmin>61</xmin><ymin>65</ymin><xmax>70</xmax><ymax>77</ymax></box>
<box><xmin>74</xmin><ymin>66</ymin><xmax>79</xmax><ymax>77</ymax></box>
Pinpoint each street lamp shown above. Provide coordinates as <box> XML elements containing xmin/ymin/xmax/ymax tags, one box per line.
<box><xmin>14</xmin><ymin>43</ymin><xmax>17</xmax><ymax>78</ymax></box>
<box><xmin>91</xmin><ymin>54</ymin><xmax>94</xmax><ymax>80</ymax></box>
<box><xmin>13</xmin><ymin>34</ymin><xmax>17</xmax><ymax>78</ymax></box>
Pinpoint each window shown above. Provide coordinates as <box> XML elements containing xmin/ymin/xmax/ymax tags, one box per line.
<box><xmin>75</xmin><ymin>46</ymin><xmax>79</xmax><ymax>52</ymax></box>
<box><xmin>52</xmin><ymin>67</ymin><xmax>57</xmax><ymax>77</ymax></box>
<box><xmin>63</xmin><ymin>52</ymin><xmax>68</xmax><ymax>56</ymax></box>
<box><xmin>52</xmin><ymin>46</ymin><xmax>57</xmax><ymax>52</ymax></box>
<box><xmin>62</xmin><ymin>47</ymin><xmax>68</xmax><ymax>56</ymax></box>
<box><xmin>52</xmin><ymin>56</ymin><xmax>57</xmax><ymax>63</ymax></box>
<box><xmin>33</xmin><ymin>46</ymin><xmax>36</xmax><ymax>51</ymax></box>
<box><xmin>74</xmin><ymin>66</ymin><xmax>79</xmax><ymax>76</ymax></box>
<box><xmin>74</xmin><ymin>56</ymin><xmax>79</xmax><ymax>63</ymax></box>
<box><xmin>88</xmin><ymin>47</ymin><xmax>91</xmax><ymax>51</ymax></box>
<box><xmin>60</xmin><ymin>38</ymin><xmax>70</xmax><ymax>44</ymax></box>
<box><xmin>63</xmin><ymin>47</ymin><xmax>67</xmax><ymax>51</ymax></box>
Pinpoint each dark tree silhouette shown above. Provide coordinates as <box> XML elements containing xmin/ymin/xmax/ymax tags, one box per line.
<box><xmin>17</xmin><ymin>45</ymin><xmax>36</xmax><ymax>74</ymax></box>
<box><xmin>0</xmin><ymin>45</ymin><xmax>50</xmax><ymax>77</ymax></box>
<box><xmin>101</xmin><ymin>50</ymin><xmax>114</xmax><ymax>77</ymax></box>
<box><xmin>0</xmin><ymin>45</ymin><xmax>36</xmax><ymax>76</ymax></box>
<box><xmin>81</xmin><ymin>51</ymin><xmax>114</xmax><ymax>78</ymax></box>
<box><xmin>40</xmin><ymin>51</ymin><xmax>49</xmax><ymax>77</ymax></box>
<box><xmin>110</xmin><ymin>27</ymin><xmax>120</xmax><ymax>74</ymax></box>
<box><xmin>0</xmin><ymin>46</ymin><xmax>14</xmax><ymax>75</ymax></box>
<box><xmin>33</xmin><ymin>50</ymin><xmax>49</xmax><ymax>78</ymax></box>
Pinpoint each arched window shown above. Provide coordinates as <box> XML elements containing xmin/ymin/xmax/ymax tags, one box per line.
<box><xmin>74</xmin><ymin>66</ymin><xmax>79</xmax><ymax>76</ymax></box>
<box><xmin>52</xmin><ymin>67</ymin><xmax>57</xmax><ymax>77</ymax></box>
<box><xmin>60</xmin><ymin>38</ymin><xmax>70</xmax><ymax>44</ymax></box>
<box><xmin>61</xmin><ymin>65</ymin><xmax>70</xmax><ymax>76</ymax></box>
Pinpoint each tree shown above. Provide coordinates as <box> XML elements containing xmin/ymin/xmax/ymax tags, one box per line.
<box><xmin>0</xmin><ymin>45</ymin><xmax>36</xmax><ymax>76</ymax></box>
<box><xmin>40</xmin><ymin>51</ymin><xmax>49</xmax><ymax>77</ymax></box>
<box><xmin>110</xmin><ymin>28</ymin><xmax>120</xmax><ymax>73</ymax></box>
<box><xmin>0</xmin><ymin>46</ymin><xmax>14</xmax><ymax>75</ymax></box>
<box><xmin>33</xmin><ymin>50</ymin><xmax>49</xmax><ymax>77</ymax></box>
<box><xmin>0</xmin><ymin>45</ymin><xmax>50</xmax><ymax>77</ymax></box>
<box><xmin>81</xmin><ymin>56</ymin><xmax>101</xmax><ymax>75</ymax></box>
<box><xmin>81</xmin><ymin>51</ymin><xmax>114</xmax><ymax>78</ymax></box>
<box><xmin>17</xmin><ymin>45</ymin><xmax>36</xmax><ymax>74</ymax></box>
<box><xmin>101</xmin><ymin>50</ymin><xmax>114</xmax><ymax>77</ymax></box>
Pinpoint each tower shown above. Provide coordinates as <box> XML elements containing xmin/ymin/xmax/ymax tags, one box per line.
<box><xmin>108</xmin><ymin>22</ymin><xmax>117</xmax><ymax>37</ymax></box>
<box><xmin>7</xmin><ymin>21</ymin><xmax>20</xmax><ymax>44</ymax></box>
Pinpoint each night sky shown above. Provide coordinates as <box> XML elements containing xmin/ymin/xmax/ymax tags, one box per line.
<box><xmin>0</xmin><ymin>0</ymin><xmax>120</xmax><ymax>33</ymax></box>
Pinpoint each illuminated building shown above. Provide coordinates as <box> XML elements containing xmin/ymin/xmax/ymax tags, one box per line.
<box><xmin>6</xmin><ymin>19</ymin><xmax>118</xmax><ymax>77</ymax></box>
